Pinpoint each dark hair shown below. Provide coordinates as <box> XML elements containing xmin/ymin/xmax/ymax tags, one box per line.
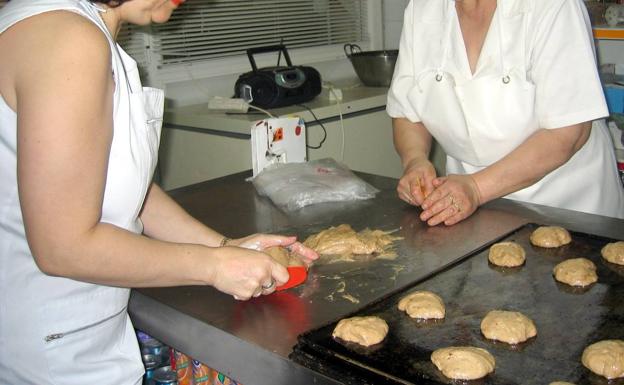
<box><xmin>88</xmin><ymin>0</ymin><xmax>132</xmax><ymax>6</ymax></box>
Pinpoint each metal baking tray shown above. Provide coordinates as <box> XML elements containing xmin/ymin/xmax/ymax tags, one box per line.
<box><xmin>291</xmin><ymin>223</ymin><xmax>624</xmax><ymax>385</ymax></box>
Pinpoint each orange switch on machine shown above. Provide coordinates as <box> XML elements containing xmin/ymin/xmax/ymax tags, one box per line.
<box><xmin>273</xmin><ymin>127</ymin><xmax>284</xmax><ymax>142</ymax></box>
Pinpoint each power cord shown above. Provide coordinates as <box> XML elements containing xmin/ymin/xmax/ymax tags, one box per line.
<box><xmin>247</xmin><ymin>104</ymin><xmax>276</xmax><ymax>118</ymax></box>
<box><xmin>297</xmin><ymin>104</ymin><xmax>327</xmax><ymax>150</ymax></box>
<box><xmin>325</xmin><ymin>84</ymin><xmax>346</xmax><ymax>162</ymax></box>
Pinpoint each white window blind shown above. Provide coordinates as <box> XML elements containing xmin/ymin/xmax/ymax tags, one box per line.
<box><xmin>121</xmin><ymin>0</ymin><xmax>368</xmax><ymax>68</ymax></box>
<box><xmin>117</xmin><ymin>24</ymin><xmax>151</xmax><ymax>70</ymax></box>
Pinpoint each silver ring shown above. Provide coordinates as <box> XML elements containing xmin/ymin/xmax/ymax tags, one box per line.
<box><xmin>261</xmin><ymin>280</ymin><xmax>275</xmax><ymax>290</ymax></box>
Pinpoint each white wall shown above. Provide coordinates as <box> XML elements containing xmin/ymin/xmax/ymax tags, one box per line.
<box><xmin>597</xmin><ymin>40</ymin><xmax>624</xmax><ymax>67</ymax></box>
<box><xmin>382</xmin><ymin>0</ymin><xmax>409</xmax><ymax>49</ymax></box>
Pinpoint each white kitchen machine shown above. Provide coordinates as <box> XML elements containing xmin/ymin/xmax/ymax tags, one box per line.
<box><xmin>250</xmin><ymin>116</ymin><xmax>307</xmax><ymax>176</ymax></box>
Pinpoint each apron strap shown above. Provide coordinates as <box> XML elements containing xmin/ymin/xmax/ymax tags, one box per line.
<box><xmin>81</xmin><ymin>0</ymin><xmax>135</xmax><ymax>94</ymax></box>
<box><xmin>436</xmin><ymin>3</ymin><xmax>455</xmax><ymax>81</ymax></box>
<box><xmin>496</xmin><ymin>1</ymin><xmax>511</xmax><ymax>84</ymax></box>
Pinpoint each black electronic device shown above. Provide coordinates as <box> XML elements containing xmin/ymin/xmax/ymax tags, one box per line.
<box><xmin>234</xmin><ymin>45</ymin><xmax>322</xmax><ymax>109</ymax></box>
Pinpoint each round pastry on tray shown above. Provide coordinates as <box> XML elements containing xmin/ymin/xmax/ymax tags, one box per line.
<box><xmin>480</xmin><ymin>310</ymin><xmax>537</xmax><ymax>345</ymax></box>
<box><xmin>530</xmin><ymin>226</ymin><xmax>572</xmax><ymax>248</ymax></box>
<box><xmin>430</xmin><ymin>346</ymin><xmax>495</xmax><ymax>380</ymax></box>
<box><xmin>488</xmin><ymin>242</ymin><xmax>526</xmax><ymax>267</ymax></box>
<box><xmin>582</xmin><ymin>340</ymin><xmax>624</xmax><ymax>379</ymax></box>
<box><xmin>397</xmin><ymin>290</ymin><xmax>445</xmax><ymax>320</ymax></box>
<box><xmin>553</xmin><ymin>258</ymin><xmax>598</xmax><ymax>287</ymax></box>
<box><xmin>332</xmin><ymin>316</ymin><xmax>388</xmax><ymax>347</ymax></box>
<box><xmin>601</xmin><ymin>241</ymin><xmax>624</xmax><ymax>265</ymax></box>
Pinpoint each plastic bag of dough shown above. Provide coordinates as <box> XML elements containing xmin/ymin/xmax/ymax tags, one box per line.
<box><xmin>252</xmin><ymin>158</ymin><xmax>379</xmax><ymax>211</ymax></box>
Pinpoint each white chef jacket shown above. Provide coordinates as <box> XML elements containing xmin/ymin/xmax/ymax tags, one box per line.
<box><xmin>0</xmin><ymin>1</ymin><xmax>163</xmax><ymax>384</ymax></box>
<box><xmin>387</xmin><ymin>0</ymin><xmax>624</xmax><ymax>219</ymax></box>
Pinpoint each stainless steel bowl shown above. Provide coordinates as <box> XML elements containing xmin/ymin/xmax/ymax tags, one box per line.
<box><xmin>344</xmin><ymin>44</ymin><xmax>398</xmax><ymax>87</ymax></box>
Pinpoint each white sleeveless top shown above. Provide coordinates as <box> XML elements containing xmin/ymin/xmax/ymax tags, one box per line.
<box><xmin>0</xmin><ymin>1</ymin><xmax>163</xmax><ymax>384</ymax></box>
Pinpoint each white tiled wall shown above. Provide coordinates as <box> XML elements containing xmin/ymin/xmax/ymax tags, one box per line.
<box><xmin>383</xmin><ymin>0</ymin><xmax>410</xmax><ymax>49</ymax></box>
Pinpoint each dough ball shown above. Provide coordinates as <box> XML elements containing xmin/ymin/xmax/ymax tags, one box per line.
<box><xmin>430</xmin><ymin>346</ymin><xmax>495</xmax><ymax>380</ymax></box>
<box><xmin>582</xmin><ymin>340</ymin><xmax>624</xmax><ymax>379</ymax></box>
<box><xmin>549</xmin><ymin>382</ymin><xmax>576</xmax><ymax>385</ymax></box>
<box><xmin>602</xmin><ymin>241</ymin><xmax>624</xmax><ymax>265</ymax></box>
<box><xmin>553</xmin><ymin>258</ymin><xmax>598</xmax><ymax>287</ymax></box>
<box><xmin>398</xmin><ymin>291</ymin><xmax>445</xmax><ymax>320</ymax></box>
<box><xmin>488</xmin><ymin>242</ymin><xmax>526</xmax><ymax>267</ymax></box>
<box><xmin>480</xmin><ymin>310</ymin><xmax>537</xmax><ymax>344</ymax></box>
<box><xmin>530</xmin><ymin>226</ymin><xmax>572</xmax><ymax>248</ymax></box>
<box><xmin>264</xmin><ymin>246</ymin><xmax>304</xmax><ymax>267</ymax></box>
<box><xmin>332</xmin><ymin>316</ymin><xmax>388</xmax><ymax>347</ymax></box>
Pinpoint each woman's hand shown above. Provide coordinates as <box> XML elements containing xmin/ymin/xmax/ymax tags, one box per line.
<box><xmin>209</xmin><ymin>246</ymin><xmax>289</xmax><ymax>300</ymax></box>
<box><xmin>211</xmin><ymin>234</ymin><xmax>318</xmax><ymax>300</ymax></box>
<box><xmin>229</xmin><ymin>234</ymin><xmax>319</xmax><ymax>266</ymax></box>
<box><xmin>397</xmin><ymin>158</ymin><xmax>437</xmax><ymax>206</ymax></box>
<box><xmin>420</xmin><ymin>174</ymin><xmax>482</xmax><ymax>226</ymax></box>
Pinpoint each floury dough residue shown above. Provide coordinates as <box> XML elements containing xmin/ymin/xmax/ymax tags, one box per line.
<box><xmin>303</xmin><ymin>224</ymin><xmax>402</xmax><ymax>263</ymax></box>
<box><xmin>325</xmin><ymin>280</ymin><xmax>359</xmax><ymax>303</ymax></box>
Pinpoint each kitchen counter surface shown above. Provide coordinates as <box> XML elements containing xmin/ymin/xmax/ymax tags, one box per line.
<box><xmin>164</xmin><ymin>84</ymin><xmax>388</xmax><ymax>136</ymax></box>
<box><xmin>128</xmin><ymin>172</ymin><xmax>624</xmax><ymax>385</ymax></box>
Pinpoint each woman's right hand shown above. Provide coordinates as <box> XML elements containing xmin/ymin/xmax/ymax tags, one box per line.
<box><xmin>397</xmin><ymin>157</ymin><xmax>437</xmax><ymax>206</ymax></box>
<box><xmin>209</xmin><ymin>246</ymin><xmax>289</xmax><ymax>300</ymax></box>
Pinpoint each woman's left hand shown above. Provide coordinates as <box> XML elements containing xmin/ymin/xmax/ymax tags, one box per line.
<box><xmin>228</xmin><ymin>234</ymin><xmax>319</xmax><ymax>266</ymax></box>
<box><xmin>420</xmin><ymin>174</ymin><xmax>482</xmax><ymax>226</ymax></box>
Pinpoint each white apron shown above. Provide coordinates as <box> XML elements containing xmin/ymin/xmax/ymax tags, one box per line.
<box><xmin>0</xmin><ymin>1</ymin><xmax>164</xmax><ymax>384</ymax></box>
<box><xmin>406</xmin><ymin>1</ymin><xmax>624</xmax><ymax>218</ymax></box>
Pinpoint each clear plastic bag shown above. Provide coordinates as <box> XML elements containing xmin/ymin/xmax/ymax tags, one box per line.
<box><xmin>252</xmin><ymin>158</ymin><xmax>379</xmax><ymax>211</ymax></box>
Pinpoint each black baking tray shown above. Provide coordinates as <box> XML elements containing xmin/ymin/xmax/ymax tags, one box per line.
<box><xmin>291</xmin><ymin>223</ymin><xmax>624</xmax><ymax>385</ymax></box>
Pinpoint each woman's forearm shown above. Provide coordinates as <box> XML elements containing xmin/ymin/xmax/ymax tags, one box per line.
<box><xmin>392</xmin><ymin>117</ymin><xmax>433</xmax><ymax>168</ymax></box>
<box><xmin>473</xmin><ymin>122</ymin><xmax>592</xmax><ymax>204</ymax></box>
<box><xmin>33</xmin><ymin>220</ymin><xmax>219</xmax><ymax>288</ymax></box>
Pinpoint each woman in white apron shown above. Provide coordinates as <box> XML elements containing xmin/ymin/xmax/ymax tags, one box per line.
<box><xmin>0</xmin><ymin>1</ymin><xmax>318</xmax><ymax>384</ymax></box>
<box><xmin>387</xmin><ymin>0</ymin><xmax>624</xmax><ymax>226</ymax></box>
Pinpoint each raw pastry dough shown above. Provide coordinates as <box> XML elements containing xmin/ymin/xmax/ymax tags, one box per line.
<box><xmin>480</xmin><ymin>310</ymin><xmax>537</xmax><ymax>344</ymax></box>
<box><xmin>265</xmin><ymin>246</ymin><xmax>305</xmax><ymax>267</ymax></box>
<box><xmin>332</xmin><ymin>316</ymin><xmax>388</xmax><ymax>347</ymax></box>
<box><xmin>582</xmin><ymin>340</ymin><xmax>624</xmax><ymax>379</ymax></box>
<box><xmin>430</xmin><ymin>346</ymin><xmax>495</xmax><ymax>380</ymax></box>
<box><xmin>601</xmin><ymin>241</ymin><xmax>624</xmax><ymax>265</ymax></box>
<box><xmin>488</xmin><ymin>242</ymin><xmax>526</xmax><ymax>267</ymax></box>
<box><xmin>304</xmin><ymin>224</ymin><xmax>400</xmax><ymax>260</ymax></box>
<box><xmin>530</xmin><ymin>226</ymin><xmax>571</xmax><ymax>248</ymax></box>
<box><xmin>397</xmin><ymin>291</ymin><xmax>445</xmax><ymax>319</ymax></box>
<box><xmin>553</xmin><ymin>258</ymin><xmax>598</xmax><ymax>287</ymax></box>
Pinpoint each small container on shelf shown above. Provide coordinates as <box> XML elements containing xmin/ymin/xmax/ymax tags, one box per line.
<box><xmin>152</xmin><ymin>366</ymin><xmax>179</xmax><ymax>385</ymax></box>
<box><xmin>192</xmin><ymin>359</ymin><xmax>212</xmax><ymax>385</ymax></box>
<box><xmin>173</xmin><ymin>350</ymin><xmax>193</xmax><ymax>385</ymax></box>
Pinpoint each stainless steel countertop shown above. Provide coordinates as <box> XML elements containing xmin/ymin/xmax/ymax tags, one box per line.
<box><xmin>128</xmin><ymin>172</ymin><xmax>624</xmax><ymax>385</ymax></box>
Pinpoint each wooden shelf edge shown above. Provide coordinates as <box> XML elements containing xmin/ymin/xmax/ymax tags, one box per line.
<box><xmin>594</xmin><ymin>27</ymin><xmax>624</xmax><ymax>40</ymax></box>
